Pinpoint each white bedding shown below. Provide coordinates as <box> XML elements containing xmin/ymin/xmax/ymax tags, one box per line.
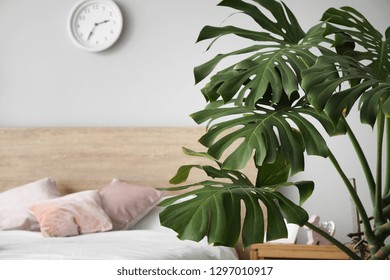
<box><xmin>0</xmin><ymin>230</ymin><xmax>238</xmax><ymax>260</ymax></box>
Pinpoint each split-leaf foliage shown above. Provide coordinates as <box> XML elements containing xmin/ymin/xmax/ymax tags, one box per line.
<box><xmin>159</xmin><ymin>0</ymin><xmax>390</xmax><ymax>259</ymax></box>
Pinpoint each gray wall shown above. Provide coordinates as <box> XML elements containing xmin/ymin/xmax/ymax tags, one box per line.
<box><xmin>0</xmin><ymin>0</ymin><xmax>389</xmax><ymax>243</ymax></box>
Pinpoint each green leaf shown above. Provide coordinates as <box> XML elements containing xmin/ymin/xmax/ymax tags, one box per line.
<box><xmin>333</xmin><ymin>32</ymin><xmax>355</xmax><ymax>55</ymax></box>
<box><xmin>160</xmin><ymin>180</ymin><xmax>311</xmax><ymax>248</ymax></box>
<box><xmin>169</xmin><ymin>149</ymin><xmax>255</xmax><ymax>186</ymax></box>
<box><xmin>194</xmin><ymin>45</ymin><xmax>264</xmax><ymax>86</ymax></box>
<box><xmin>302</xmin><ymin>55</ymin><xmax>390</xmax><ymax>127</ymax></box>
<box><xmin>162</xmin><ymin>147</ymin><xmax>313</xmax><ymax>248</ymax></box>
<box><xmin>194</xmin><ymin>0</ymin><xmax>327</xmax><ymax>106</ymax></box>
<box><xmin>241</xmin><ymin>193</ymin><xmax>265</xmax><ymax>246</ymax></box>
<box><xmin>302</xmin><ymin>7</ymin><xmax>390</xmax><ymax>126</ymax></box>
<box><xmin>259</xmin><ymin>194</ymin><xmax>287</xmax><ymax>241</ymax></box>
<box><xmin>271</xmin><ymin>192</ymin><xmax>309</xmax><ymax>225</ymax></box>
<box><xmin>218</xmin><ymin>0</ymin><xmax>305</xmax><ymax>43</ymax></box>
<box><xmin>295</xmin><ymin>181</ymin><xmax>315</xmax><ymax>205</ymax></box>
<box><xmin>182</xmin><ymin>147</ymin><xmax>217</xmax><ymax>162</ymax></box>
<box><xmin>197</xmin><ymin>25</ymin><xmax>280</xmax><ymax>44</ymax></box>
<box><xmin>169</xmin><ymin>165</ymin><xmax>203</xmax><ymax>185</ymax></box>
<box><xmin>256</xmin><ymin>149</ymin><xmax>290</xmax><ymax>187</ymax></box>
<box><xmin>197</xmin><ymin>43</ymin><xmax>320</xmax><ymax>106</ymax></box>
<box><xmin>192</xmin><ymin>100</ymin><xmax>334</xmax><ymax>175</ymax></box>
<box><xmin>221</xmin><ymin>138</ymin><xmax>253</xmax><ymax>170</ymax></box>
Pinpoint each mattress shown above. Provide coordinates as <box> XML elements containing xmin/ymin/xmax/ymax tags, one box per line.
<box><xmin>0</xmin><ymin>230</ymin><xmax>238</xmax><ymax>260</ymax></box>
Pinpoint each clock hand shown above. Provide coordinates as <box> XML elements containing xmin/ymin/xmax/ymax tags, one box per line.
<box><xmin>96</xmin><ymin>19</ymin><xmax>110</xmax><ymax>25</ymax></box>
<box><xmin>87</xmin><ymin>20</ymin><xmax>110</xmax><ymax>41</ymax></box>
<box><xmin>87</xmin><ymin>26</ymin><xmax>95</xmax><ymax>40</ymax></box>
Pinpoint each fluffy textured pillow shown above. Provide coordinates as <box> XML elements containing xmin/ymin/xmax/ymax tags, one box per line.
<box><xmin>30</xmin><ymin>190</ymin><xmax>112</xmax><ymax>237</ymax></box>
<box><xmin>0</xmin><ymin>178</ymin><xmax>60</xmax><ymax>231</ymax></box>
<box><xmin>99</xmin><ymin>179</ymin><xmax>163</xmax><ymax>230</ymax></box>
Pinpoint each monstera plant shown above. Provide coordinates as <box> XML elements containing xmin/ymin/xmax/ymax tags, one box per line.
<box><xmin>159</xmin><ymin>0</ymin><xmax>390</xmax><ymax>260</ymax></box>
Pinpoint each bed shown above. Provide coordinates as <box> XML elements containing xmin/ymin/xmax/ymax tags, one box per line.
<box><xmin>0</xmin><ymin>222</ymin><xmax>237</xmax><ymax>260</ymax></box>
<box><xmin>0</xmin><ymin>128</ymin><xmax>254</xmax><ymax>260</ymax></box>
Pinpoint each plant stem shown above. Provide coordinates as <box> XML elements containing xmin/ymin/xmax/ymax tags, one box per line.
<box><xmin>304</xmin><ymin>222</ymin><xmax>361</xmax><ymax>259</ymax></box>
<box><xmin>342</xmin><ymin>117</ymin><xmax>376</xmax><ymax>204</ymax></box>
<box><xmin>371</xmin><ymin>243</ymin><xmax>390</xmax><ymax>260</ymax></box>
<box><xmin>384</xmin><ymin>193</ymin><xmax>390</xmax><ymax>204</ymax></box>
<box><xmin>327</xmin><ymin>151</ymin><xmax>377</xmax><ymax>247</ymax></box>
<box><xmin>374</xmin><ymin>222</ymin><xmax>390</xmax><ymax>243</ymax></box>
<box><xmin>374</xmin><ymin>110</ymin><xmax>386</xmax><ymax>226</ymax></box>
<box><xmin>383</xmin><ymin>204</ymin><xmax>390</xmax><ymax>219</ymax></box>
<box><xmin>385</xmin><ymin>117</ymin><xmax>390</xmax><ymax>197</ymax></box>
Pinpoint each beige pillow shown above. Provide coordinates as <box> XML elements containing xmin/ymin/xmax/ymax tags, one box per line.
<box><xmin>30</xmin><ymin>190</ymin><xmax>112</xmax><ymax>237</ymax></box>
<box><xmin>0</xmin><ymin>178</ymin><xmax>60</xmax><ymax>231</ymax></box>
<box><xmin>100</xmin><ymin>179</ymin><xmax>163</xmax><ymax>230</ymax></box>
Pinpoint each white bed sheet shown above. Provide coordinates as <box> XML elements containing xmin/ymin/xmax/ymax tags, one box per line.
<box><xmin>0</xmin><ymin>230</ymin><xmax>238</xmax><ymax>260</ymax></box>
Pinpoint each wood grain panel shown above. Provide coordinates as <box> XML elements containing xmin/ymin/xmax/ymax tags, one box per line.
<box><xmin>0</xmin><ymin>127</ymin><xmax>215</xmax><ymax>194</ymax></box>
<box><xmin>249</xmin><ymin>244</ymin><xmax>351</xmax><ymax>260</ymax></box>
<box><xmin>0</xmin><ymin>127</ymin><xmax>257</xmax><ymax>194</ymax></box>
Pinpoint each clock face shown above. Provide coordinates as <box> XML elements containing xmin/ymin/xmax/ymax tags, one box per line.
<box><xmin>68</xmin><ymin>0</ymin><xmax>123</xmax><ymax>52</ymax></box>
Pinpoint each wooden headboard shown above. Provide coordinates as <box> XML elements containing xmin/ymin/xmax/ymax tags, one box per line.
<box><xmin>0</xmin><ymin>127</ymin><xmax>255</xmax><ymax>258</ymax></box>
<box><xmin>0</xmin><ymin>127</ymin><xmax>218</xmax><ymax>194</ymax></box>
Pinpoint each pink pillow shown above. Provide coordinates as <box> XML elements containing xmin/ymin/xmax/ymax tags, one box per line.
<box><xmin>0</xmin><ymin>178</ymin><xmax>60</xmax><ymax>231</ymax></box>
<box><xmin>100</xmin><ymin>179</ymin><xmax>163</xmax><ymax>230</ymax></box>
<box><xmin>30</xmin><ymin>190</ymin><xmax>112</xmax><ymax>237</ymax></box>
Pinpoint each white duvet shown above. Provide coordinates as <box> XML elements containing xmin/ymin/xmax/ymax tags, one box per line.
<box><xmin>0</xmin><ymin>230</ymin><xmax>238</xmax><ymax>260</ymax></box>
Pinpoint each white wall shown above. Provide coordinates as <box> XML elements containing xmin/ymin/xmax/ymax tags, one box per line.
<box><xmin>0</xmin><ymin>0</ymin><xmax>223</xmax><ymax>127</ymax></box>
<box><xmin>0</xmin><ymin>0</ymin><xmax>389</xmax><ymax>243</ymax></box>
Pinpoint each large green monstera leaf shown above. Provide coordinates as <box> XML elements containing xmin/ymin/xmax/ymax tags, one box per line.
<box><xmin>191</xmin><ymin>96</ymin><xmax>342</xmax><ymax>174</ymax></box>
<box><xmin>302</xmin><ymin>7</ymin><xmax>390</xmax><ymax>126</ymax></box>
<box><xmin>192</xmin><ymin>0</ymin><xmax>343</xmax><ymax>174</ymax></box>
<box><xmin>159</xmin><ymin>148</ymin><xmax>314</xmax><ymax>248</ymax></box>
<box><xmin>195</xmin><ymin>0</ymin><xmax>329</xmax><ymax>105</ymax></box>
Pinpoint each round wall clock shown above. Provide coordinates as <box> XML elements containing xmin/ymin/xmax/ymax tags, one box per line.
<box><xmin>67</xmin><ymin>0</ymin><xmax>123</xmax><ymax>52</ymax></box>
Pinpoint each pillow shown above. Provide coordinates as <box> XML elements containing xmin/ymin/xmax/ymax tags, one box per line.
<box><xmin>0</xmin><ymin>178</ymin><xmax>60</xmax><ymax>231</ymax></box>
<box><xmin>99</xmin><ymin>179</ymin><xmax>163</xmax><ymax>230</ymax></box>
<box><xmin>131</xmin><ymin>205</ymin><xmax>164</xmax><ymax>231</ymax></box>
<box><xmin>132</xmin><ymin>205</ymin><xmax>177</xmax><ymax>234</ymax></box>
<box><xmin>30</xmin><ymin>190</ymin><xmax>112</xmax><ymax>237</ymax></box>
<box><xmin>132</xmin><ymin>196</ymin><xmax>188</xmax><ymax>233</ymax></box>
